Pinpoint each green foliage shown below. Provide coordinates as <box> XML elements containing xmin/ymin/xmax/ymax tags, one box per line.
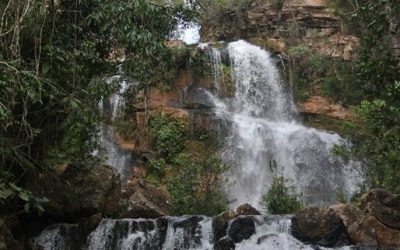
<box><xmin>150</xmin><ymin>112</ymin><xmax>187</xmax><ymax>162</ymax></box>
<box><xmin>343</xmin><ymin>0</ymin><xmax>400</xmax><ymax>192</ymax></box>
<box><xmin>114</xmin><ymin>116</ymin><xmax>136</xmax><ymax>140</ymax></box>
<box><xmin>353</xmin><ymin>0</ymin><xmax>399</xmax><ymax>99</ymax></box>
<box><xmin>289</xmin><ymin>44</ymin><xmax>362</xmax><ymax>106</ymax></box>
<box><xmin>0</xmin><ymin>0</ymin><xmax>194</xmax><ymax>215</ymax></box>
<box><xmin>262</xmin><ymin>176</ymin><xmax>303</xmax><ymax>214</ymax></box>
<box><xmin>147</xmin><ymin>112</ymin><xmax>228</xmax><ymax>215</ymax></box>
<box><xmin>352</xmin><ymin>95</ymin><xmax>400</xmax><ymax>192</ymax></box>
<box><xmin>0</xmin><ymin>180</ymin><xmax>49</xmax><ymax>215</ymax></box>
<box><xmin>168</xmin><ymin>154</ymin><xmax>229</xmax><ymax>215</ymax></box>
<box><xmin>288</xmin><ymin>45</ymin><xmax>311</xmax><ymax>56</ymax></box>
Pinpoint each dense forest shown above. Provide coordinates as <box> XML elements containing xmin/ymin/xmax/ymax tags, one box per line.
<box><xmin>0</xmin><ymin>0</ymin><xmax>399</xmax><ymax>249</ymax></box>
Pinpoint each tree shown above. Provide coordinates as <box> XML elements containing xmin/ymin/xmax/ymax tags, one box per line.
<box><xmin>0</xmin><ymin>0</ymin><xmax>194</xmax><ymax>214</ymax></box>
<box><xmin>347</xmin><ymin>0</ymin><xmax>400</xmax><ymax>192</ymax></box>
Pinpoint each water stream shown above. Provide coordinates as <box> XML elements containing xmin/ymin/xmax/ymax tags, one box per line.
<box><xmin>31</xmin><ymin>41</ymin><xmax>364</xmax><ymax>249</ymax></box>
<box><xmin>97</xmin><ymin>76</ymin><xmax>133</xmax><ymax>178</ymax></box>
<box><xmin>208</xmin><ymin>40</ymin><xmax>364</xmax><ymax>209</ymax></box>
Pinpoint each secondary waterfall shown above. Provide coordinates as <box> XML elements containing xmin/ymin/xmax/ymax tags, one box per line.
<box><xmin>97</xmin><ymin>76</ymin><xmax>133</xmax><ymax>178</ymax></box>
<box><xmin>208</xmin><ymin>40</ymin><xmax>364</xmax><ymax>209</ymax></box>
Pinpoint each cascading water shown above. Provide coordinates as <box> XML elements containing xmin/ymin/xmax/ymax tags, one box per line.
<box><xmin>30</xmin><ymin>41</ymin><xmax>365</xmax><ymax>250</ymax></box>
<box><xmin>208</xmin><ymin>40</ymin><xmax>364</xmax><ymax>209</ymax></box>
<box><xmin>32</xmin><ymin>215</ymin><xmax>354</xmax><ymax>250</ymax></box>
<box><xmin>97</xmin><ymin>76</ymin><xmax>133</xmax><ymax>178</ymax></box>
<box><xmin>208</xmin><ymin>47</ymin><xmax>223</xmax><ymax>92</ymax></box>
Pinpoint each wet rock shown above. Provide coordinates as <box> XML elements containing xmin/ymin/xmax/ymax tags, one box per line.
<box><xmin>228</xmin><ymin>217</ymin><xmax>256</xmax><ymax>243</ymax></box>
<box><xmin>78</xmin><ymin>213</ymin><xmax>102</xmax><ymax>236</ymax></box>
<box><xmin>183</xmin><ymin>86</ymin><xmax>215</xmax><ymax>109</ymax></box>
<box><xmin>291</xmin><ymin>207</ymin><xmax>351</xmax><ymax>247</ymax></box>
<box><xmin>361</xmin><ymin>189</ymin><xmax>400</xmax><ymax>230</ymax></box>
<box><xmin>343</xmin><ymin>189</ymin><xmax>400</xmax><ymax>248</ymax></box>
<box><xmin>213</xmin><ymin>210</ymin><xmax>238</xmax><ymax>241</ymax></box>
<box><xmin>214</xmin><ymin>237</ymin><xmax>235</xmax><ymax>250</ymax></box>
<box><xmin>330</xmin><ymin>203</ymin><xmax>363</xmax><ymax>229</ymax></box>
<box><xmin>120</xmin><ymin>181</ymin><xmax>170</xmax><ymax>219</ymax></box>
<box><xmin>30</xmin><ymin>224</ymin><xmax>82</xmax><ymax>250</ymax></box>
<box><xmin>236</xmin><ymin>203</ymin><xmax>261</xmax><ymax>216</ymax></box>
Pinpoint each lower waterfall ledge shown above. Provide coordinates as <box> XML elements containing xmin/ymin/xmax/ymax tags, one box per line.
<box><xmin>29</xmin><ymin>190</ymin><xmax>400</xmax><ymax>250</ymax></box>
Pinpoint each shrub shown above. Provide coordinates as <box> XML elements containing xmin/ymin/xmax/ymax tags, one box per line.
<box><xmin>150</xmin><ymin>112</ymin><xmax>187</xmax><ymax>162</ymax></box>
<box><xmin>262</xmin><ymin>176</ymin><xmax>303</xmax><ymax>214</ymax></box>
<box><xmin>168</xmin><ymin>154</ymin><xmax>229</xmax><ymax>215</ymax></box>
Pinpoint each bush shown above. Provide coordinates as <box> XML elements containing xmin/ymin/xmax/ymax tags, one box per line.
<box><xmin>150</xmin><ymin>112</ymin><xmax>187</xmax><ymax>162</ymax></box>
<box><xmin>262</xmin><ymin>176</ymin><xmax>303</xmax><ymax>214</ymax></box>
<box><xmin>167</xmin><ymin>154</ymin><xmax>229</xmax><ymax>215</ymax></box>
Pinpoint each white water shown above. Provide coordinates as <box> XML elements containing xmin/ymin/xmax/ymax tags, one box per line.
<box><xmin>208</xmin><ymin>47</ymin><xmax>223</xmax><ymax>92</ymax></box>
<box><xmin>32</xmin><ymin>216</ymin><xmax>354</xmax><ymax>250</ymax></box>
<box><xmin>208</xmin><ymin>40</ymin><xmax>364</xmax><ymax>210</ymax></box>
<box><xmin>86</xmin><ymin>216</ymin><xmax>214</xmax><ymax>250</ymax></box>
<box><xmin>97</xmin><ymin>76</ymin><xmax>133</xmax><ymax>178</ymax></box>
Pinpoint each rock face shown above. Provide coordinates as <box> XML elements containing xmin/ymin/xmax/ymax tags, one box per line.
<box><xmin>120</xmin><ymin>179</ymin><xmax>171</xmax><ymax>219</ymax></box>
<box><xmin>291</xmin><ymin>207</ymin><xmax>351</xmax><ymax>247</ymax></box>
<box><xmin>201</xmin><ymin>0</ymin><xmax>358</xmax><ymax>61</ymax></box>
<box><xmin>361</xmin><ymin>189</ymin><xmax>400</xmax><ymax>230</ymax></box>
<box><xmin>293</xmin><ymin>189</ymin><xmax>400</xmax><ymax>249</ymax></box>
<box><xmin>349</xmin><ymin>189</ymin><xmax>400</xmax><ymax>248</ymax></box>
<box><xmin>27</xmin><ymin>164</ymin><xmax>121</xmax><ymax>219</ymax></box>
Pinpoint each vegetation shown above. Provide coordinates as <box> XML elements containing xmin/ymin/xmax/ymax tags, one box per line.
<box><xmin>0</xmin><ymin>0</ymin><xmax>398</xmax><ymax>222</ymax></box>
<box><xmin>150</xmin><ymin>112</ymin><xmax>187</xmax><ymax>162</ymax></box>
<box><xmin>0</xmin><ymin>0</ymin><xmax>194</xmax><ymax>215</ymax></box>
<box><xmin>148</xmin><ymin>112</ymin><xmax>229</xmax><ymax>215</ymax></box>
<box><xmin>261</xmin><ymin>176</ymin><xmax>303</xmax><ymax>214</ymax></box>
<box><xmin>168</xmin><ymin>154</ymin><xmax>229</xmax><ymax>215</ymax></box>
<box><xmin>288</xmin><ymin>45</ymin><xmax>361</xmax><ymax>105</ymax></box>
<box><xmin>344</xmin><ymin>0</ymin><xmax>400</xmax><ymax>193</ymax></box>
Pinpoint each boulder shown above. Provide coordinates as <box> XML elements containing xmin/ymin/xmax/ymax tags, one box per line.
<box><xmin>236</xmin><ymin>203</ymin><xmax>261</xmax><ymax>216</ymax></box>
<box><xmin>297</xmin><ymin>190</ymin><xmax>400</xmax><ymax>248</ymax></box>
<box><xmin>228</xmin><ymin>217</ymin><xmax>256</xmax><ymax>243</ymax></box>
<box><xmin>30</xmin><ymin>223</ymin><xmax>83</xmax><ymax>250</ymax></box>
<box><xmin>291</xmin><ymin>207</ymin><xmax>351</xmax><ymax>247</ymax></box>
<box><xmin>330</xmin><ymin>203</ymin><xmax>362</xmax><ymax>229</ymax></box>
<box><xmin>120</xmin><ymin>181</ymin><xmax>170</xmax><ymax>219</ymax></box>
<box><xmin>361</xmin><ymin>189</ymin><xmax>400</xmax><ymax>230</ymax></box>
<box><xmin>214</xmin><ymin>238</ymin><xmax>235</xmax><ymax>250</ymax></box>
<box><xmin>27</xmin><ymin>164</ymin><xmax>121</xmax><ymax>219</ymax></box>
<box><xmin>344</xmin><ymin>189</ymin><xmax>400</xmax><ymax>248</ymax></box>
<box><xmin>213</xmin><ymin>210</ymin><xmax>238</xmax><ymax>242</ymax></box>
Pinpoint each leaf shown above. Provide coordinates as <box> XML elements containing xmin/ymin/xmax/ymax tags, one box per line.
<box><xmin>8</xmin><ymin>182</ymin><xmax>22</xmax><ymax>192</ymax></box>
<box><xmin>18</xmin><ymin>192</ymin><xmax>30</xmax><ymax>202</ymax></box>
<box><xmin>41</xmin><ymin>63</ymin><xmax>50</xmax><ymax>75</ymax></box>
<box><xmin>0</xmin><ymin>188</ymin><xmax>13</xmax><ymax>199</ymax></box>
<box><xmin>24</xmin><ymin>203</ymin><xmax>30</xmax><ymax>213</ymax></box>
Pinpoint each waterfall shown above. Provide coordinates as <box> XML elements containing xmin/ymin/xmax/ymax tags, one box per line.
<box><xmin>86</xmin><ymin>216</ymin><xmax>213</xmax><ymax>250</ymax></box>
<box><xmin>32</xmin><ymin>216</ymin><xmax>354</xmax><ymax>250</ymax></box>
<box><xmin>208</xmin><ymin>40</ymin><xmax>364</xmax><ymax>209</ymax></box>
<box><xmin>208</xmin><ymin>47</ymin><xmax>223</xmax><ymax>92</ymax></box>
<box><xmin>97</xmin><ymin>76</ymin><xmax>133</xmax><ymax>178</ymax></box>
